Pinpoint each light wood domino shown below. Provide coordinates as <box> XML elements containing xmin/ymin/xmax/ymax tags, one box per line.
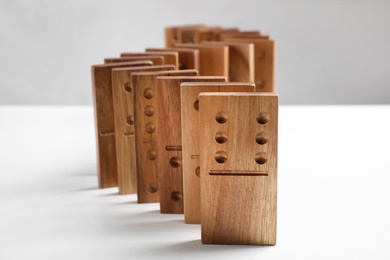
<box><xmin>199</xmin><ymin>92</ymin><xmax>278</xmax><ymax>245</ymax></box>
<box><xmin>180</xmin><ymin>82</ymin><xmax>256</xmax><ymax>224</ymax></box>
<box><xmin>132</xmin><ymin>70</ymin><xmax>198</xmax><ymax>203</ymax></box>
<box><xmin>155</xmin><ymin>76</ymin><xmax>226</xmax><ymax>213</ymax></box>
<box><xmin>91</xmin><ymin>60</ymin><xmax>153</xmax><ymax>189</ymax></box>
<box><xmin>111</xmin><ymin>65</ymin><xmax>175</xmax><ymax>194</ymax></box>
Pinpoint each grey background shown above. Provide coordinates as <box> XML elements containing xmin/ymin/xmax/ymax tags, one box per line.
<box><xmin>1</xmin><ymin>0</ymin><xmax>389</xmax><ymax>105</ymax></box>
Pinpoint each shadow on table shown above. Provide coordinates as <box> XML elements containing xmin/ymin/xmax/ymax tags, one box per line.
<box><xmin>110</xmin><ymin>212</ymin><xmax>273</xmax><ymax>255</ymax></box>
<box><xmin>134</xmin><ymin>239</ymin><xmax>274</xmax><ymax>257</ymax></box>
<box><xmin>74</xmin><ymin>186</ymin><xmax>99</xmax><ymax>192</ymax></box>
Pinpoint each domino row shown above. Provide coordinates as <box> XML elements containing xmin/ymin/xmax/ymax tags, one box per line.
<box><xmin>91</xmin><ymin>25</ymin><xmax>278</xmax><ymax>245</ymax></box>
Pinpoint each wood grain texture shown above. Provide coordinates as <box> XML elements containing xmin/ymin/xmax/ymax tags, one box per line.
<box><xmin>104</xmin><ymin>56</ymin><xmax>164</xmax><ymax>65</ymax></box>
<box><xmin>111</xmin><ymin>65</ymin><xmax>175</xmax><ymax>195</ymax></box>
<box><xmin>145</xmin><ymin>48</ymin><xmax>199</xmax><ymax>71</ymax></box>
<box><xmin>132</xmin><ymin>70</ymin><xmax>198</xmax><ymax>203</ymax></box>
<box><xmin>223</xmin><ymin>35</ymin><xmax>270</xmax><ymax>40</ymax></box>
<box><xmin>218</xmin><ymin>31</ymin><xmax>261</xmax><ymax>41</ymax></box>
<box><xmin>165</xmin><ymin>24</ymin><xmax>204</xmax><ymax>48</ymax></box>
<box><xmin>210</xmin><ymin>28</ymin><xmax>239</xmax><ymax>41</ymax></box>
<box><xmin>155</xmin><ymin>76</ymin><xmax>226</xmax><ymax>214</ymax></box>
<box><xmin>201</xmin><ymin>41</ymin><xmax>255</xmax><ymax>82</ymax></box>
<box><xmin>199</xmin><ymin>92</ymin><xmax>278</xmax><ymax>245</ymax></box>
<box><xmin>179</xmin><ymin>27</ymin><xmax>222</xmax><ymax>44</ymax></box>
<box><xmin>91</xmin><ymin>60</ymin><xmax>153</xmax><ymax>189</ymax></box>
<box><xmin>166</xmin><ymin>26</ymin><xmax>239</xmax><ymax>43</ymax></box>
<box><xmin>180</xmin><ymin>82</ymin><xmax>256</xmax><ymax>224</ymax></box>
<box><xmin>208</xmin><ymin>28</ymin><xmax>239</xmax><ymax>41</ymax></box>
<box><xmin>222</xmin><ymin>38</ymin><xmax>275</xmax><ymax>92</ymax></box>
<box><xmin>121</xmin><ymin>52</ymin><xmax>179</xmax><ymax>69</ymax></box>
<box><xmin>174</xmin><ymin>43</ymin><xmax>229</xmax><ymax>79</ymax></box>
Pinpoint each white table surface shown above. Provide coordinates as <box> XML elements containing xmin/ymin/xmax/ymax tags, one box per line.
<box><xmin>1</xmin><ymin>105</ymin><xmax>389</xmax><ymax>260</ymax></box>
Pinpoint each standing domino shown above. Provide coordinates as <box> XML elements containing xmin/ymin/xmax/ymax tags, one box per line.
<box><xmin>199</xmin><ymin>92</ymin><xmax>278</xmax><ymax>245</ymax></box>
<box><xmin>132</xmin><ymin>70</ymin><xmax>198</xmax><ymax>203</ymax></box>
<box><xmin>180</xmin><ymin>83</ymin><xmax>256</xmax><ymax>224</ymax></box>
<box><xmin>91</xmin><ymin>60</ymin><xmax>153</xmax><ymax>189</ymax></box>
<box><xmin>111</xmin><ymin>65</ymin><xmax>175</xmax><ymax>194</ymax></box>
<box><xmin>155</xmin><ymin>76</ymin><xmax>227</xmax><ymax>214</ymax></box>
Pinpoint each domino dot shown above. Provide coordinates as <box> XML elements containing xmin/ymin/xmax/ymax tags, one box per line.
<box><xmin>148</xmin><ymin>183</ymin><xmax>158</xmax><ymax>193</ymax></box>
<box><xmin>256</xmin><ymin>113</ymin><xmax>269</xmax><ymax>124</ymax></box>
<box><xmin>193</xmin><ymin>99</ymin><xmax>199</xmax><ymax>111</ymax></box>
<box><xmin>215</xmin><ymin>151</ymin><xmax>228</xmax><ymax>164</ymax></box>
<box><xmin>215</xmin><ymin>131</ymin><xmax>228</xmax><ymax>144</ymax></box>
<box><xmin>126</xmin><ymin>115</ymin><xmax>134</xmax><ymax>125</ymax></box>
<box><xmin>169</xmin><ymin>157</ymin><xmax>181</xmax><ymax>168</ymax></box>
<box><xmin>256</xmin><ymin>80</ymin><xmax>264</xmax><ymax>88</ymax></box>
<box><xmin>215</xmin><ymin>111</ymin><xmax>228</xmax><ymax>124</ymax></box>
<box><xmin>171</xmin><ymin>191</ymin><xmax>182</xmax><ymax>202</ymax></box>
<box><xmin>255</xmin><ymin>132</ymin><xmax>268</xmax><ymax>145</ymax></box>
<box><xmin>145</xmin><ymin>122</ymin><xmax>155</xmax><ymax>133</ymax></box>
<box><xmin>146</xmin><ymin>149</ymin><xmax>157</xmax><ymax>160</ymax></box>
<box><xmin>195</xmin><ymin>166</ymin><xmax>200</xmax><ymax>177</ymax></box>
<box><xmin>255</xmin><ymin>152</ymin><xmax>267</xmax><ymax>164</ymax></box>
<box><xmin>144</xmin><ymin>105</ymin><xmax>155</xmax><ymax>116</ymax></box>
<box><xmin>171</xmin><ymin>37</ymin><xmax>177</xmax><ymax>45</ymax></box>
<box><xmin>256</xmin><ymin>51</ymin><xmax>265</xmax><ymax>60</ymax></box>
<box><xmin>124</xmin><ymin>82</ymin><xmax>132</xmax><ymax>92</ymax></box>
<box><xmin>144</xmin><ymin>88</ymin><xmax>154</xmax><ymax>99</ymax></box>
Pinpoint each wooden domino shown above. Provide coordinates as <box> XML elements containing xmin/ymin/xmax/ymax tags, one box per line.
<box><xmin>180</xmin><ymin>82</ymin><xmax>256</xmax><ymax>224</ymax></box>
<box><xmin>211</xmin><ymin>28</ymin><xmax>240</xmax><ymax>41</ymax></box>
<box><xmin>174</xmin><ymin>43</ymin><xmax>229</xmax><ymax>79</ymax></box>
<box><xmin>155</xmin><ymin>76</ymin><xmax>227</xmax><ymax>214</ymax></box>
<box><xmin>199</xmin><ymin>92</ymin><xmax>278</xmax><ymax>245</ymax></box>
<box><xmin>91</xmin><ymin>60</ymin><xmax>153</xmax><ymax>189</ymax></box>
<box><xmin>178</xmin><ymin>26</ymin><xmax>222</xmax><ymax>44</ymax></box>
<box><xmin>201</xmin><ymin>41</ymin><xmax>255</xmax><ymax>82</ymax></box>
<box><xmin>111</xmin><ymin>65</ymin><xmax>175</xmax><ymax>195</ymax></box>
<box><xmin>208</xmin><ymin>28</ymin><xmax>239</xmax><ymax>38</ymax></box>
<box><xmin>145</xmin><ymin>48</ymin><xmax>199</xmax><ymax>71</ymax></box>
<box><xmin>165</xmin><ymin>24</ymin><xmax>204</xmax><ymax>48</ymax></box>
<box><xmin>104</xmin><ymin>56</ymin><xmax>164</xmax><ymax>65</ymax></box>
<box><xmin>223</xmin><ymin>34</ymin><xmax>270</xmax><ymax>40</ymax></box>
<box><xmin>222</xmin><ymin>38</ymin><xmax>275</xmax><ymax>92</ymax></box>
<box><xmin>132</xmin><ymin>70</ymin><xmax>198</xmax><ymax>203</ymax></box>
<box><xmin>121</xmin><ymin>52</ymin><xmax>179</xmax><ymax>68</ymax></box>
<box><xmin>218</xmin><ymin>31</ymin><xmax>262</xmax><ymax>41</ymax></box>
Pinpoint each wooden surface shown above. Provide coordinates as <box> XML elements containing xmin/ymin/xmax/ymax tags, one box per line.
<box><xmin>218</xmin><ymin>31</ymin><xmax>261</xmax><ymax>41</ymax></box>
<box><xmin>121</xmin><ymin>52</ymin><xmax>179</xmax><ymax>69</ymax></box>
<box><xmin>91</xmin><ymin>60</ymin><xmax>153</xmax><ymax>189</ymax></box>
<box><xmin>155</xmin><ymin>76</ymin><xmax>226</xmax><ymax>214</ymax></box>
<box><xmin>211</xmin><ymin>28</ymin><xmax>239</xmax><ymax>41</ymax></box>
<box><xmin>174</xmin><ymin>43</ymin><xmax>229</xmax><ymax>79</ymax></box>
<box><xmin>199</xmin><ymin>92</ymin><xmax>278</xmax><ymax>245</ymax></box>
<box><xmin>165</xmin><ymin>24</ymin><xmax>204</xmax><ymax>48</ymax></box>
<box><xmin>179</xmin><ymin>27</ymin><xmax>222</xmax><ymax>44</ymax></box>
<box><xmin>223</xmin><ymin>35</ymin><xmax>270</xmax><ymax>40</ymax></box>
<box><xmin>132</xmin><ymin>70</ymin><xmax>198</xmax><ymax>203</ymax></box>
<box><xmin>166</xmin><ymin>25</ymin><xmax>239</xmax><ymax>44</ymax></box>
<box><xmin>111</xmin><ymin>65</ymin><xmax>175</xmax><ymax>195</ymax></box>
<box><xmin>202</xmin><ymin>41</ymin><xmax>255</xmax><ymax>82</ymax></box>
<box><xmin>180</xmin><ymin>82</ymin><xmax>256</xmax><ymax>224</ymax></box>
<box><xmin>146</xmin><ymin>48</ymin><xmax>199</xmax><ymax>71</ymax></box>
<box><xmin>104</xmin><ymin>56</ymin><xmax>164</xmax><ymax>65</ymax></box>
<box><xmin>223</xmin><ymin>38</ymin><xmax>275</xmax><ymax>92</ymax></box>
